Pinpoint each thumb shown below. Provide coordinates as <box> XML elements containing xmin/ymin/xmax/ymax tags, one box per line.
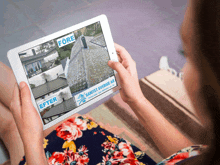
<box><xmin>108</xmin><ymin>60</ymin><xmax>129</xmax><ymax>80</ymax></box>
<box><xmin>10</xmin><ymin>83</ymin><xmax>21</xmax><ymax>119</ymax></box>
<box><xmin>19</xmin><ymin>82</ymin><xmax>33</xmax><ymax>109</ymax></box>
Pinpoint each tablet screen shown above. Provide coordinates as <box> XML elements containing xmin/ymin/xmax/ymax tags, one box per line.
<box><xmin>18</xmin><ymin>21</ymin><xmax>117</xmax><ymax>124</ymax></box>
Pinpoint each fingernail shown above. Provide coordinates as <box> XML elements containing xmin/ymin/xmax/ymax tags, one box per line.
<box><xmin>19</xmin><ymin>82</ymin><xmax>26</xmax><ymax>89</ymax></box>
<box><xmin>108</xmin><ymin>60</ymin><xmax>113</xmax><ymax>64</ymax></box>
<box><xmin>112</xmin><ymin>59</ymin><xmax>118</xmax><ymax>62</ymax></box>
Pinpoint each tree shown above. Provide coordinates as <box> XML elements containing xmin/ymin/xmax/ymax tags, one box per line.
<box><xmin>55</xmin><ymin>59</ymin><xmax>61</xmax><ymax>65</ymax></box>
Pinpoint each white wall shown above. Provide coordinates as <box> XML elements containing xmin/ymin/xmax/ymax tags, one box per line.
<box><xmin>53</xmin><ymin>87</ymin><xmax>73</xmax><ymax>106</ymax></box>
<box><xmin>20</xmin><ymin>45</ymin><xmax>40</xmax><ymax>57</ymax></box>
<box><xmin>36</xmin><ymin>86</ymin><xmax>72</xmax><ymax>112</ymax></box>
<box><xmin>28</xmin><ymin>65</ymin><xmax>64</xmax><ymax>87</ymax></box>
<box><xmin>44</xmin><ymin>51</ymin><xmax>59</xmax><ymax>62</ymax></box>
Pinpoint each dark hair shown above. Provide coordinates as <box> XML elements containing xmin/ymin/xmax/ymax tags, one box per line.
<box><xmin>180</xmin><ymin>0</ymin><xmax>220</xmax><ymax>164</ymax></box>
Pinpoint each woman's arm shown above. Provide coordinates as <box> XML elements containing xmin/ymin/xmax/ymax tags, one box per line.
<box><xmin>10</xmin><ymin>82</ymin><xmax>48</xmax><ymax>165</ymax></box>
<box><xmin>108</xmin><ymin>43</ymin><xmax>194</xmax><ymax>157</ymax></box>
<box><xmin>23</xmin><ymin>140</ymin><xmax>48</xmax><ymax>165</ymax></box>
<box><xmin>128</xmin><ymin>97</ymin><xmax>194</xmax><ymax>157</ymax></box>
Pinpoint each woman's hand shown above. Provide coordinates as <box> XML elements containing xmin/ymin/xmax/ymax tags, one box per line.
<box><xmin>108</xmin><ymin>43</ymin><xmax>145</xmax><ymax>105</ymax></box>
<box><xmin>10</xmin><ymin>81</ymin><xmax>44</xmax><ymax>145</ymax></box>
<box><xmin>10</xmin><ymin>82</ymin><xmax>48</xmax><ymax>165</ymax></box>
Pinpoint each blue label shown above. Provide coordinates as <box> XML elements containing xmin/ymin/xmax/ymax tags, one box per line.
<box><xmin>75</xmin><ymin>76</ymin><xmax>117</xmax><ymax>106</ymax></box>
<box><xmin>39</xmin><ymin>96</ymin><xmax>58</xmax><ymax>110</ymax></box>
<box><xmin>57</xmin><ymin>33</ymin><xmax>75</xmax><ymax>48</ymax></box>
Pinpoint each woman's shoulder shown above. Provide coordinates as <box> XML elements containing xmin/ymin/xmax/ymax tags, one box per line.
<box><xmin>157</xmin><ymin>145</ymin><xmax>207</xmax><ymax>165</ymax></box>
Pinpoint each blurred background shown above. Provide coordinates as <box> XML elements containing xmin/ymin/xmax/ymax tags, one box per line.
<box><xmin>0</xmin><ymin>0</ymin><xmax>187</xmax><ymax>163</ymax></box>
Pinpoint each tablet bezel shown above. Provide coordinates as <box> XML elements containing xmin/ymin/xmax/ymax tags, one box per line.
<box><xmin>7</xmin><ymin>14</ymin><xmax>121</xmax><ymax>130</ymax></box>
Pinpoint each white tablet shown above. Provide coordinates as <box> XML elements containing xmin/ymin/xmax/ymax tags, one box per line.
<box><xmin>7</xmin><ymin>14</ymin><xmax>120</xmax><ymax>130</ymax></box>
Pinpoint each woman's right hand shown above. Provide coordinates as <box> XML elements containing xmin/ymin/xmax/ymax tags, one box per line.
<box><xmin>108</xmin><ymin>43</ymin><xmax>145</xmax><ymax>105</ymax></box>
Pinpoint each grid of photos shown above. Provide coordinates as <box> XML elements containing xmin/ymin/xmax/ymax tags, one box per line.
<box><xmin>19</xmin><ymin>22</ymin><xmax>116</xmax><ymax>125</ymax></box>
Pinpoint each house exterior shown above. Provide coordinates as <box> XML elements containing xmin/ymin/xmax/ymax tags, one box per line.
<box><xmin>18</xmin><ymin>40</ymin><xmax>77</xmax><ymax>124</ymax></box>
<box><xmin>19</xmin><ymin>47</ymin><xmax>59</xmax><ymax>78</ymax></box>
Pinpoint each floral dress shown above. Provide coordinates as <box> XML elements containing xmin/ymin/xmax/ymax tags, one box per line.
<box><xmin>19</xmin><ymin>115</ymin><xmax>205</xmax><ymax>165</ymax></box>
<box><xmin>19</xmin><ymin>115</ymin><xmax>156</xmax><ymax>165</ymax></box>
<box><xmin>157</xmin><ymin>145</ymin><xmax>206</xmax><ymax>165</ymax></box>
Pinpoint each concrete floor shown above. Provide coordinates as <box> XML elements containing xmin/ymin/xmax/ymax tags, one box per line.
<box><xmin>0</xmin><ymin>0</ymin><xmax>187</xmax><ymax>163</ymax></box>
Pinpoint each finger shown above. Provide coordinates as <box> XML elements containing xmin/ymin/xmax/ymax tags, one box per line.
<box><xmin>114</xmin><ymin>43</ymin><xmax>133</xmax><ymax>63</ymax></box>
<box><xmin>10</xmin><ymin>83</ymin><xmax>21</xmax><ymax>119</ymax></box>
<box><xmin>117</xmin><ymin>53</ymin><xmax>122</xmax><ymax>63</ymax></box>
<box><xmin>108</xmin><ymin>60</ymin><xmax>129</xmax><ymax>82</ymax></box>
<box><xmin>19</xmin><ymin>82</ymin><xmax>33</xmax><ymax>109</ymax></box>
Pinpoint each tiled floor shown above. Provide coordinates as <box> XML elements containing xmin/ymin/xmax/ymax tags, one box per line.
<box><xmin>0</xmin><ymin>0</ymin><xmax>187</xmax><ymax>163</ymax></box>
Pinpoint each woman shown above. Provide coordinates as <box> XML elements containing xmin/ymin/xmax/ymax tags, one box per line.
<box><xmin>0</xmin><ymin>0</ymin><xmax>219</xmax><ymax>164</ymax></box>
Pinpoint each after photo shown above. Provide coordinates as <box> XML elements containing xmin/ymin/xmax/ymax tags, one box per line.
<box><xmin>19</xmin><ymin>41</ymin><xmax>76</xmax><ymax>124</ymax></box>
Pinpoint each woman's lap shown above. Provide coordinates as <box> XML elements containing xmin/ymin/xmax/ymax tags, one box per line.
<box><xmin>19</xmin><ymin>115</ymin><xmax>156</xmax><ymax>165</ymax></box>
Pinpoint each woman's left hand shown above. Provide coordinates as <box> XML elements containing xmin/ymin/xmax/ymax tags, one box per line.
<box><xmin>10</xmin><ymin>81</ymin><xmax>44</xmax><ymax>145</ymax></box>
